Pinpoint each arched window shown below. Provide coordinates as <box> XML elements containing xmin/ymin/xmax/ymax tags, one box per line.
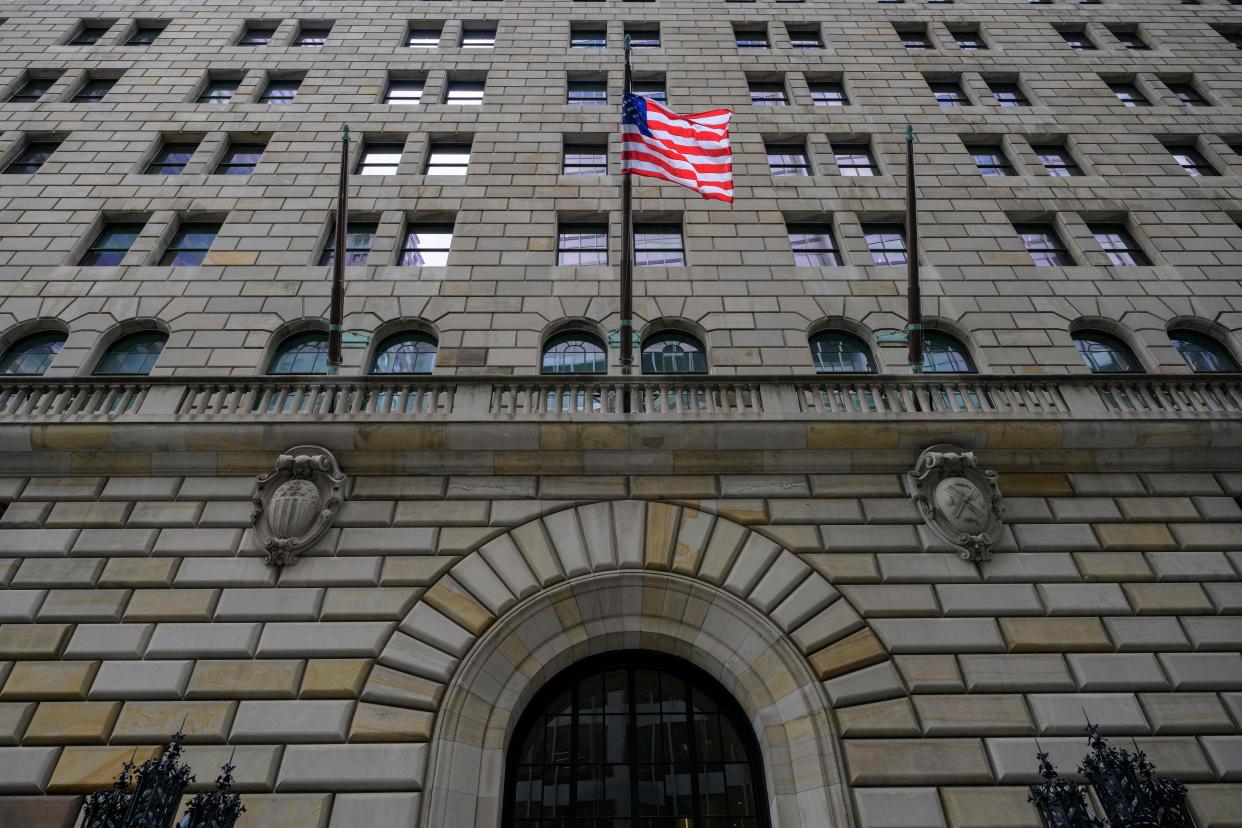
<box><xmin>810</xmin><ymin>330</ymin><xmax>875</xmax><ymax>373</ymax></box>
<box><xmin>542</xmin><ymin>331</ymin><xmax>607</xmax><ymax>374</ymax></box>
<box><xmin>267</xmin><ymin>332</ymin><xmax>328</xmax><ymax>375</ymax></box>
<box><xmin>1073</xmin><ymin>330</ymin><xmax>1142</xmax><ymax>374</ymax></box>
<box><xmin>93</xmin><ymin>331</ymin><xmax>166</xmax><ymax>376</ymax></box>
<box><xmin>0</xmin><ymin>331</ymin><xmax>66</xmax><ymax>376</ymax></box>
<box><xmin>641</xmin><ymin>331</ymin><xmax>707</xmax><ymax>375</ymax></box>
<box><xmin>504</xmin><ymin>652</ymin><xmax>770</xmax><ymax>828</ymax></box>
<box><xmin>1170</xmin><ymin>329</ymin><xmax>1240</xmax><ymax>373</ymax></box>
<box><xmin>922</xmin><ymin>330</ymin><xmax>976</xmax><ymax>373</ymax></box>
<box><xmin>371</xmin><ymin>331</ymin><xmax>436</xmax><ymax>374</ymax></box>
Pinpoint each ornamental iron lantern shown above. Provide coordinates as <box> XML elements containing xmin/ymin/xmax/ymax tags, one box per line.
<box><xmin>177</xmin><ymin>756</ymin><xmax>246</xmax><ymax>828</ymax></box>
<box><xmin>1029</xmin><ymin>747</ymin><xmax>1106</xmax><ymax>828</ymax></box>
<box><xmin>1079</xmin><ymin>722</ymin><xmax>1159</xmax><ymax>828</ymax></box>
<box><xmin>1133</xmin><ymin>743</ymin><xmax>1196</xmax><ymax>828</ymax></box>
<box><xmin>81</xmin><ymin>755</ymin><xmax>137</xmax><ymax>828</ymax></box>
<box><xmin>123</xmin><ymin>730</ymin><xmax>195</xmax><ymax>828</ymax></box>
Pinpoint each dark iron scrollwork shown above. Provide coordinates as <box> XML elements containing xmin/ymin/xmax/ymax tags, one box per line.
<box><xmin>1134</xmin><ymin>744</ymin><xmax>1196</xmax><ymax>828</ymax></box>
<box><xmin>177</xmin><ymin>756</ymin><xmax>246</xmax><ymax>828</ymax></box>
<box><xmin>1029</xmin><ymin>748</ymin><xmax>1106</xmax><ymax>828</ymax></box>
<box><xmin>81</xmin><ymin>755</ymin><xmax>137</xmax><ymax>828</ymax></box>
<box><xmin>124</xmin><ymin>731</ymin><xmax>195</xmax><ymax>828</ymax></box>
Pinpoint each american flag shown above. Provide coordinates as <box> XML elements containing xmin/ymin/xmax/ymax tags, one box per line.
<box><xmin>621</xmin><ymin>92</ymin><xmax>733</xmax><ymax>203</ymax></box>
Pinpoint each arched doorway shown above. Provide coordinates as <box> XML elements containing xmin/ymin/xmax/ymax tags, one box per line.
<box><xmin>503</xmin><ymin>651</ymin><xmax>771</xmax><ymax>828</ymax></box>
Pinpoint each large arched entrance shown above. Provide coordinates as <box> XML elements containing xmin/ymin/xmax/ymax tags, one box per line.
<box><xmin>503</xmin><ymin>650</ymin><xmax>771</xmax><ymax>827</ymax></box>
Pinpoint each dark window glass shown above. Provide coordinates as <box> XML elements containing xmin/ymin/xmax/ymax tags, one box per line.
<box><xmin>558</xmin><ymin>224</ymin><xmax>609</xmax><ymax>266</ymax></box>
<box><xmin>951</xmin><ymin>30</ymin><xmax>986</xmax><ymax>50</ymax></box>
<box><xmin>356</xmin><ymin>144</ymin><xmax>403</xmax><ymax>176</ymax></box>
<box><xmin>4</xmin><ymin>140</ymin><xmax>61</xmax><ymax>174</ymax></box>
<box><xmin>72</xmin><ymin>77</ymin><xmax>116</xmax><ymax>103</ymax></box>
<box><xmin>542</xmin><ymin>331</ymin><xmax>607</xmax><ymax>374</ymax></box>
<box><xmin>642</xmin><ymin>332</ymin><xmax>706</xmax><ymax>373</ymax></box>
<box><xmin>461</xmin><ymin>24</ymin><xmax>497</xmax><ymax>48</ymax></box>
<box><xmin>965</xmin><ymin>144</ymin><xmax>1015</xmax><ymax>176</ymax></box>
<box><xmin>385</xmin><ymin>80</ymin><xmax>423</xmax><ymax>105</ymax></box>
<box><xmin>160</xmin><ymin>222</ymin><xmax>220</xmax><ymax>266</ymax></box>
<box><xmin>198</xmin><ymin>79</ymin><xmax>239</xmax><ymax>104</ymax></box>
<box><xmin>8</xmin><ymin>77</ymin><xmax>57</xmax><ymax>102</ymax></box>
<box><xmin>1217</xmin><ymin>28</ymin><xmax>1242</xmax><ymax>48</ymax></box>
<box><xmin>749</xmin><ymin>81</ymin><xmax>787</xmax><ymax>105</ymax></box>
<box><xmin>319</xmin><ymin>222</ymin><xmax>377</xmax><ymax>266</ymax></box>
<box><xmin>239</xmin><ymin>24</ymin><xmax>277</xmax><ymax>45</ymax></box>
<box><xmin>634</xmin><ymin>224</ymin><xmax>685</xmax><ymax>266</ymax></box>
<box><xmin>268</xmin><ymin>332</ymin><xmax>329</xmax><ymax>375</ymax></box>
<box><xmin>809</xmin><ymin>81</ymin><xmax>848</xmax><ymax>106</ymax></box>
<box><xmin>862</xmin><ymin>224</ymin><xmax>907</xmax><ymax>265</ymax></box>
<box><xmin>788</xmin><ymin>224</ymin><xmax>841</xmax><ymax>266</ymax></box>
<box><xmin>406</xmin><ymin>25</ymin><xmax>441</xmax><ymax>48</ymax></box>
<box><xmin>425</xmin><ymin>144</ymin><xmax>471</xmax><ymax>176</ymax></box>
<box><xmin>0</xmin><ymin>332</ymin><xmax>66</xmax><ymax>376</ymax></box>
<box><xmin>626</xmin><ymin>26</ymin><xmax>661</xmax><ymax>47</ymax></box>
<box><xmin>898</xmin><ymin>29</ymin><xmax>933</xmax><ymax>49</ymax></box>
<box><xmin>1167</xmin><ymin>82</ymin><xmax>1207</xmax><ymax>106</ymax></box>
<box><xmin>735</xmin><ymin>26</ymin><xmax>769</xmax><ymax>48</ymax></box>
<box><xmin>94</xmin><ymin>332</ymin><xmax>166</xmax><ymax>375</ymax></box>
<box><xmin>563</xmin><ymin>142</ymin><xmax>608</xmax><ymax>175</ymax></box>
<box><xmin>1033</xmin><ymin>146</ymin><xmax>1082</xmax><ymax>177</ymax></box>
<box><xmin>1090</xmin><ymin>224</ymin><xmax>1150</xmax><ymax>266</ymax></box>
<box><xmin>1169</xmin><ymin>146</ymin><xmax>1216</xmax><ymax>177</ymax></box>
<box><xmin>294</xmin><ymin>25</ymin><xmax>331</xmax><ymax>47</ymax></box>
<box><xmin>930</xmin><ymin>82</ymin><xmax>968</xmax><ymax>107</ymax></box>
<box><xmin>835</xmin><ymin>145</ymin><xmax>878</xmax><ymax>176</ymax></box>
<box><xmin>922</xmin><ymin>331</ymin><xmax>975</xmax><ymax>373</ymax></box>
<box><xmin>126</xmin><ymin>25</ymin><xmax>164</xmax><ymax>46</ymax></box>
<box><xmin>398</xmin><ymin>223</ymin><xmax>453</xmax><ymax>266</ymax></box>
<box><xmin>989</xmin><ymin>82</ymin><xmax>1029</xmax><ymax>106</ymax></box>
<box><xmin>1014</xmin><ymin>223</ymin><xmax>1075</xmax><ymax>266</ymax></box>
<box><xmin>1073</xmin><ymin>330</ymin><xmax>1142</xmax><ymax>374</ymax></box>
<box><xmin>571</xmin><ymin>24</ymin><xmax>607</xmax><ymax>47</ymax></box>
<box><xmin>215</xmin><ymin>143</ymin><xmax>265</xmax><ymax>175</ymax></box>
<box><xmin>259</xmin><ymin>78</ymin><xmax>301</xmax><ymax>103</ymax></box>
<box><xmin>444</xmin><ymin>79</ymin><xmax>485</xmax><ymax>104</ymax></box>
<box><xmin>633</xmin><ymin>78</ymin><xmax>666</xmax><ymax>103</ymax></box>
<box><xmin>810</xmin><ymin>330</ymin><xmax>874</xmax><ymax>373</ymax></box>
<box><xmin>1108</xmin><ymin>82</ymin><xmax>1149</xmax><ymax>107</ymax></box>
<box><xmin>568</xmin><ymin>80</ymin><xmax>607</xmax><ymax>105</ymax></box>
<box><xmin>788</xmin><ymin>26</ymin><xmax>822</xmax><ymax>48</ymax></box>
<box><xmin>1170</xmin><ymin>330</ymin><xmax>1241</xmax><ymax>373</ymax></box>
<box><xmin>767</xmin><ymin>144</ymin><xmax>811</xmax><ymax>176</ymax></box>
<box><xmin>371</xmin><ymin>331</ymin><xmax>437</xmax><ymax>374</ymax></box>
<box><xmin>71</xmin><ymin>23</ymin><xmax>111</xmax><ymax>45</ymax></box>
<box><xmin>145</xmin><ymin>142</ymin><xmax>198</xmax><ymax>175</ymax></box>
<box><xmin>80</xmin><ymin>222</ymin><xmax>144</xmax><ymax>266</ymax></box>
<box><xmin>1111</xmin><ymin>30</ymin><xmax>1149</xmax><ymax>50</ymax></box>
<box><xmin>1059</xmin><ymin>29</ymin><xmax>1096</xmax><ymax>50</ymax></box>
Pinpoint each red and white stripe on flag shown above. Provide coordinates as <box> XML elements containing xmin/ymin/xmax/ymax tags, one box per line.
<box><xmin>621</xmin><ymin>93</ymin><xmax>733</xmax><ymax>203</ymax></box>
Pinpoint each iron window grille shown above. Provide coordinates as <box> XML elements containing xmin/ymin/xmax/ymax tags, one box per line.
<box><xmin>145</xmin><ymin>143</ymin><xmax>199</xmax><ymax>175</ymax></box>
<box><xmin>1089</xmin><ymin>224</ymin><xmax>1152</xmax><ymax>266</ymax></box>
<box><xmin>80</xmin><ymin>222</ymin><xmax>144</xmax><ymax>266</ymax></box>
<box><xmin>215</xmin><ymin>143</ymin><xmax>266</xmax><ymax>175</ymax></box>
<box><xmin>356</xmin><ymin>144</ymin><xmax>404</xmax><ymax>175</ymax></box>
<box><xmin>1014</xmin><ymin>224</ymin><xmax>1075</xmax><ymax>266</ymax></box>
<box><xmin>268</xmin><ymin>333</ymin><xmax>329</xmax><ymax>374</ymax></box>
<box><xmin>461</xmin><ymin>24</ymin><xmax>497</xmax><ymax>48</ymax></box>
<box><xmin>862</xmin><ymin>224</ymin><xmax>908</xmax><ymax>265</ymax></box>
<box><xmin>930</xmin><ymin>82</ymin><xmax>969</xmax><ymax>107</ymax></box>
<box><xmin>160</xmin><ymin>223</ymin><xmax>220</xmax><ymax>266</ymax></box>
<box><xmin>94</xmin><ymin>332</ymin><xmax>166</xmax><ymax>375</ymax></box>
<box><xmin>8</xmin><ymin>77</ymin><xmax>57</xmax><ymax>102</ymax></box>
<box><xmin>444</xmin><ymin>79</ymin><xmax>485</xmax><ymax>104</ymax></box>
<box><xmin>126</xmin><ymin>24</ymin><xmax>165</xmax><ymax>45</ymax></box>
<box><xmin>563</xmin><ymin>142</ymin><xmax>608</xmax><ymax>175</ymax></box>
<box><xmin>734</xmin><ymin>26</ymin><xmax>769</xmax><ymax>48</ymax></box>
<box><xmin>371</xmin><ymin>331</ymin><xmax>437</xmax><ymax>374</ymax></box>
<box><xmin>1170</xmin><ymin>330</ymin><xmax>1241</xmax><ymax>373</ymax></box>
<box><xmin>834</xmin><ymin>145</ymin><xmax>879</xmax><ymax>176</ymax></box>
<box><xmin>406</xmin><ymin>26</ymin><xmax>441</xmax><ymax>48</ymax></box>
<box><xmin>557</xmin><ymin>224</ymin><xmax>609</xmax><ymax>265</ymax></box>
<box><xmin>965</xmin><ymin>145</ymin><xmax>1015</xmax><ymax>176</ymax></box>
<box><xmin>398</xmin><ymin>224</ymin><xmax>454</xmax><ymax>266</ymax></box>
<box><xmin>1033</xmin><ymin>146</ymin><xmax>1082</xmax><ymax>177</ymax></box>
<box><xmin>258</xmin><ymin>78</ymin><xmax>301</xmax><ymax>103</ymax></box>
<box><xmin>541</xmin><ymin>332</ymin><xmax>607</xmax><ymax>374</ymax></box>
<box><xmin>0</xmin><ymin>332</ymin><xmax>66</xmax><ymax>376</ymax></box>
<box><xmin>385</xmin><ymin>80</ymin><xmax>423</xmax><ymax>105</ymax></box>
<box><xmin>625</xmin><ymin>26</ymin><xmax>660</xmax><ymax>47</ymax></box>
<box><xmin>294</xmin><ymin>25</ymin><xmax>331</xmax><ymax>46</ymax></box>
<box><xmin>788</xmin><ymin>224</ymin><xmax>842</xmax><ymax>266</ymax></box>
<box><xmin>1108</xmin><ymin>82</ymin><xmax>1149</xmax><ymax>106</ymax></box>
<box><xmin>568</xmin><ymin>80</ymin><xmax>607</xmax><ymax>105</ymax></box>
<box><xmin>1169</xmin><ymin>146</ymin><xmax>1216</xmax><ymax>177</ymax></box>
<box><xmin>425</xmin><ymin>145</ymin><xmax>471</xmax><ymax>175</ymax></box>
<box><xmin>989</xmin><ymin>82</ymin><xmax>1030</xmax><ymax>106</ymax></box>
<box><xmin>810</xmin><ymin>330</ymin><xmax>875</xmax><ymax>372</ymax></box>
<box><xmin>809</xmin><ymin>81</ymin><xmax>848</xmax><ymax>106</ymax></box>
<box><xmin>767</xmin><ymin>145</ymin><xmax>812</xmax><ymax>176</ymax></box>
<box><xmin>70</xmin><ymin>23</ymin><xmax>111</xmax><ymax>45</ymax></box>
<box><xmin>4</xmin><ymin>141</ymin><xmax>61</xmax><ymax>174</ymax></box>
<box><xmin>72</xmin><ymin>78</ymin><xmax>116</xmax><ymax>103</ymax></box>
<box><xmin>198</xmin><ymin>79</ymin><xmax>239</xmax><ymax>104</ymax></box>
<box><xmin>319</xmin><ymin>222</ymin><xmax>377</xmax><ymax>266</ymax></box>
<box><xmin>239</xmin><ymin>24</ymin><xmax>277</xmax><ymax>45</ymax></box>
<box><xmin>749</xmin><ymin>81</ymin><xmax>787</xmax><ymax>105</ymax></box>
<box><xmin>634</xmin><ymin>224</ymin><xmax>686</xmax><ymax>266</ymax></box>
<box><xmin>571</xmin><ymin>25</ymin><xmax>607</xmax><ymax>47</ymax></box>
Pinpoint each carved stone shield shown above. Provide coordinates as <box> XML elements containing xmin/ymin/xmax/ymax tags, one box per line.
<box><xmin>252</xmin><ymin>445</ymin><xmax>346</xmax><ymax>568</ymax></box>
<box><xmin>908</xmin><ymin>443</ymin><xmax>1004</xmax><ymax>562</ymax></box>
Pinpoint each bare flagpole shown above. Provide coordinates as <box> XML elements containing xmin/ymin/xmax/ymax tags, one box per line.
<box><xmin>327</xmin><ymin>124</ymin><xmax>349</xmax><ymax>374</ymax></box>
<box><xmin>905</xmin><ymin>124</ymin><xmax>923</xmax><ymax>374</ymax></box>
<box><xmin>619</xmin><ymin>37</ymin><xmax>635</xmax><ymax>412</ymax></box>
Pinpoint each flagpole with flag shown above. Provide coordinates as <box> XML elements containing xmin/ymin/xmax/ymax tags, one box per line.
<box><xmin>905</xmin><ymin>124</ymin><xmax>923</xmax><ymax>374</ymax></box>
<box><xmin>619</xmin><ymin>37</ymin><xmax>635</xmax><ymax>385</ymax></box>
<box><xmin>327</xmin><ymin>124</ymin><xmax>349</xmax><ymax>374</ymax></box>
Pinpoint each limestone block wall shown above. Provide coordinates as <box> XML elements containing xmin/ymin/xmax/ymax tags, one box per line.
<box><xmin>0</xmin><ymin>470</ymin><xmax>1240</xmax><ymax>827</ymax></box>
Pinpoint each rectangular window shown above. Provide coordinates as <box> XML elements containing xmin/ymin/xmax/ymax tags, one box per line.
<box><xmin>1108</xmin><ymin>82</ymin><xmax>1148</xmax><ymax>107</ymax></box>
<box><xmin>356</xmin><ymin>143</ymin><xmax>403</xmax><ymax>175</ymax></box>
<box><xmin>319</xmin><ymin>222</ymin><xmax>377</xmax><ymax>266</ymax></box>
<box><xmin>863</xmin><ymin>224</ymin><xmax>907</xmax><ymax>266</ymax></box>
<box><xmin>1166</xmin><ymin>82</ymin><xmax>1207</xmax><ymax>106</ymax></box>
<box><xmin>1109</xmin><ymin>28</ymin><xmax>1149</xmax><ymax>50</ymax></box>
<box><xmin>4</xmin><ymin>140</ymin><xmax>61</xmax><ymax>174</ymax></box>
<box><xmin>787</xmin><ymin>25</ymin><xmax>823</xmax><ymax>48</ymax></box>
<box><xmin>80</xmin><ymin>221</ymin><xmax>144</xmax><ymax>266</ymax></box>
<box><xmin>1215</xmin><ymin>26</ymin><xmax>1242</xmax><ymax>48</ymax></box>
<box><xmin>558</xmin><ymin>224</ymin><xmax>609</xmax><ymax>265</ymax></box>
<box><xmin>951</xmin><ymin>30</ymin><xmax>986</xmax><ymax>50</ymax></box>
<box><xmin>788</xmin><ymin>223</ymin><xmax>841</xmax><ymax>266</ymax></box>
<box><xmin>8</xmin><ymin>76</ymin><xmax>58</xmax><ymax>102</ymax></box>
<box><xmin>734</xmin><ymin>25</ymin><xmax>769</xmax><ymax>48</ymax></box>
<box><xmin>897</xmin><ymin>28</ymin><xmax>933</xmax><ymax>49</ymax></box>
<box><xmin>399</xmin><ymin>223</ymin><xmax>454</xmax><ymax>266</ymax></box>
<box><xmin>239</xmin><ymin>23</ymin><xmax>277</xmax><ymax>46</ymax></box>
<box><xmin>425</xmin><ymin>143</ymin><xmax>471</xmax><ymax>175</ymax></box>
<box><xmin>634</xmin><ymin>224</ymin><xmax>685</xmax><ymax>266</ymax></box>
<box><xmin>563</xmin><ymin>141</ymin><xmax>608</xmax><ymax>175</ymax></box>
<box><xmin>571</xmin><ymin>23</ymin><xmax>607</xmax><ymax>47</ymax></box>
<box><xmin>965</xmin><ymin>144</ymin><xmax>1014</xmax><ymax>176</ymax></box>
<box><xmin>929</xmin><ymin>81</ymin><xmax>969</xmax><ymax>107</ymax></box>
<box><xmin>767</xmin><ymin>143</ymin><xmax>811</xmax><ymax>176</ymax></box>
<box><xmin>259</xmin><ymin>78</ymin><xmax>301</xmax><ymax>103</ymax></box>
<box><xmin>385</xmin><ymin>79</ymin><xmax>423</xmax><ymax>105</ymax></box>
<box><xmin>625</xmin><ymin>24</ymin><xmax>660</xmax><ymax>47</ymax></box>
<box><xmin>126</xmin><ymin>23</ymin><xmax>165</xmax><ymax>46</ymax></box>
<box><xmin>145</xmin><ymin>142</ymin><xmax>199</xmax><ymax>175</ymax></box>
<box><xmin>160</xmin><ymin>222</ymin><xmax>220</xmax><ymax>266</ymax></box>
<box><xmin>444</xmin><ymin>78</ymin><xmax>485</xmax><ymax>105</ymax></box>
<box><xmin>1033</xmin><ymin>145</ymin><xmax>1082</xmax><ymax>177</ymax></box>
<box><xmin>1168</xmin><ymin>146</ymin><xmax>1217</xmax><ymax>177</ymax></box>
<box><xmin>809</xmin><ymin>81</ymin><xmax>848</xmax><ymax>106</ymax></box>
<box><xmin>406</xmin><ymin>25</ymin><xmax>441</xmax><ymax>48</ymax></box>
<box><xmin>633</xmin><ymin>77</ymin><xmax>666</xmax><ymax>103</ymax></box>
<box><xmin>71</xmin><ymin>22</ymin><xmax>112</xmax><ymax>45</ymax></box>
<box><xmin>214</xmin><ymin>142</ymin><xmax>266</xmax><ymax>175</ymax></box>
<box><xmin>568</xmin><ymin>79</ymin><xmax>607</xmax><ymax>105</ymax></box>
<box><xmin>1090</xmin><ymin>224</ymin><xmax>1151</xmax><ymax>266</ymax></box>
<box><xmin>294</xmin><ymin>24</ymin><xmax>332</xmax><ymax>47</ymax></box>
<box><xmin>72</xmin><ymin>77</ymin><xmax>116</xmax><ymax>103</ymax></box>
<box><xmin>1058</xmin><ymin>28</ymin><xmax>1096</xmax><ymax>50</ymax></box>
<box><xmin>1014</xmin><ymin>223</ymin><xmax>1075</xmax><ymax>266</ymax></box>
<box><xmin>198</xmin><ymin>78</ymin><xmax>239</xmax><ymax>104</ymax></box>
<box><xmin>989</xmin><ymin>82</ymin><xmax>1030</xmax><ymax>106</ymax></box>
<box><xmin>461</xmin><ymin>23</ymin><xmax>496</xmax><ymax>48</ymax></box>
<box><xmin>749</xmin><ymin>80</ymin><xmax>787</xmax><ymax>105</ymax></box>
<box><xmin>834</xmin><ymin>144</ymin><xmax>878</xmax><ymax>176</ymax></box>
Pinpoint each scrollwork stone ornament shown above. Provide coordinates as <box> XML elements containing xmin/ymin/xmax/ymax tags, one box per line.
<box><xmin>907</xmin><ymin>443</ymin><xmax>1004</xmax><ymax>562</ymax></box>
<box><xmin>252</xmin><ymin>445</ymin><xmax>346</xmax><ymax>568</ymax></box>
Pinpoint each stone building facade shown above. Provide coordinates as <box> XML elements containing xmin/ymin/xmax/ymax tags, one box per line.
<box><xmin>0</xmin><ymin>0</ymin><xmax>1241</xmax><ymax>827</ymax></box>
